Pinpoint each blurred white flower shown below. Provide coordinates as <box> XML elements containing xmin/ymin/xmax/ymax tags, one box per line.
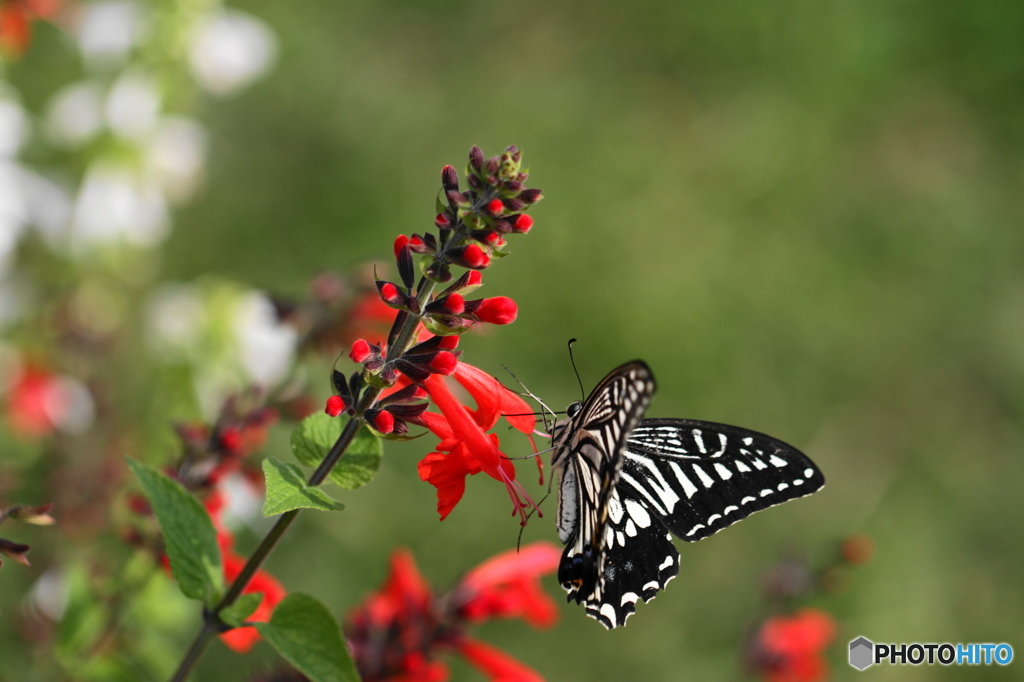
<box><xmin>29</xmin><ymin>569</ymin><xmax>70</xmax><ymax>622</ymax></box>
<box><xmin>105</xmin><ymin>71</ymin><xmax>161</xmax><ymax>141</ymax></box>
<box><xmin>189</xmin><ymin>9</ymin><xmax>277</xmax><ymax>97</ymax></box>
<box><xmin>146</xmin><ymin>116</ymin><xmax>207</xmax><ymax>204</ymax></box>
<box><xmin>0</xmin><ymin>96</ymin><xmax>28</xmax><ymax>158</ymax></box>
<box><xmin>49</xmin><ymin>375</ymin><xmax>96</xmax><ymax>434</ymax></box>
<box><xmin>234</xmin><ymin>292</ymin><xmax>297</xmax><ymax>387</ymax></box>
<box><xmin>76</xmin><ymin>0</ymin><xmax>145</xmax><ymax>70</ymax></box>
<box><xmin>45</xmin><ymin>81</ymin><xmax>105</xmax><ymax>147</ymax></box>
<box><xmin>145</xmin><ymin>283</ymin><xmax>207</xmax><ymax>358</ymax></box>
<box><xmin>69</xmin><ymin>162</ymin><xmax>169</xmax><ymax>252</ymax></box>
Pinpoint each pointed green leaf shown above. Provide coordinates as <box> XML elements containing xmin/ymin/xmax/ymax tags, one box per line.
<box><xmin>290</xmin><ymin>413</ymin><xmax>382</xmax><ymax>490</ymax></box>
<box><xmin>126</xmin><ymin>459</ymin><xmax>223</xmax><ymax>602</ymax></box>
<box><xmin>262</xmin><ymin>458</ymin><xmax>345</xmax><ymax>516</ymax></box>
<box><xmin>220</xmin><ymin>592</ymin><xmax>263</xmax><ymax>628</ymax></box>
<box><xmin>257</xmin><ymin>593</ymin><xmax>359</xmax><ymax>682</ymax></box>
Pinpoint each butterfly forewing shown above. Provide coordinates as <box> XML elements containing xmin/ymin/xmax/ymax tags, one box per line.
<box><xmin>553</xmin><ymin>362</ymin><xmax>826</xmax><ymax>629</ymax></box>
<box><xmin>551</xmin><ymin>361</ymin><xmax>655</xmax><ymax>610</ymax></box>
<box><xmin>623</xmin><ymin>419</ymin><xmax>825</xmax><ymax>542</ymax></box>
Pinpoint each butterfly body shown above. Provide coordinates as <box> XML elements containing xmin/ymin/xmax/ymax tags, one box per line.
<box><xmin>550</xmin><ymin>361</ymin><xmax>825</xmax><ymax>628</ymax></box>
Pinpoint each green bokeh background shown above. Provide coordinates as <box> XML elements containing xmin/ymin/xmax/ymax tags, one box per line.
<box><xmin>10</xmin><ymin>1</ymin><xmax>1024</xmax><ymax>680</ymax></box>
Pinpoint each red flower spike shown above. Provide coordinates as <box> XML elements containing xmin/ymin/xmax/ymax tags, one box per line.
<box><xmin>486</xmin><ymin>198</ymin><xmax>504</xmax><ymax>216</ymax></box>
<box><xmin>473</xmin><ymin>297</ymin><xmax>518</xmax><ymax>325</ymax></box>
<box><xmin>512</xmin><ymin>214</ymin><xmax>533</xmax><ymax>233</ymax></box>
<box><xmin>429</xmin><ymin>351</ymin><xmax>458</xmax><ymax>375</ymax></box>
<box><xmin>350</xmin><ymin>339</ymin><xmax>373</xmax><ymax>363</ymax></box>
<box><xmin>752</xmin><ymin>609</ymin><xmax>836</xmax><ymax>682</ymax></box>
<box><xmin>325</xmin><ymin>395</ymin><xmax>347</xmax><ymax>417</ymax></box>
<box><xmin>393</xmin><ymin>234</ymin><xmax>410</xmax><ymax>259</ymax></box>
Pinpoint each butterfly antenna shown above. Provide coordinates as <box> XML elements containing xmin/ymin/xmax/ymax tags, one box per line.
<box><xmin>567</xmin><ymin>338</ymin><xmax>585</xmax><ymax>401</ymax></box>
<box><xmin>502</xmin><ymin>365</ymin><xmax>558</xmax><ymax>435</ymax></box>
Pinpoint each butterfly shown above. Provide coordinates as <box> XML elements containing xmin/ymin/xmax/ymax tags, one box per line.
<box><xmin>549</xmin><ymin>360</ymin><xmax>825</xmax><ymax>628</ymax></box>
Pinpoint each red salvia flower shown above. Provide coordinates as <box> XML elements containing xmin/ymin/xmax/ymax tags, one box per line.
<box><xmin>412</xmin><ymin>362</ymin><xmax>537</xmax><ymax>522</ymax></box>
<box><xmin>345</xmin><ymin>544</ymin><xmax>558</xmax><ymax>682</ymax></box>
<box><xmin>749</xmin><ymin>609</ymin><xmax>836</xmax><ymax>682</ymax></box>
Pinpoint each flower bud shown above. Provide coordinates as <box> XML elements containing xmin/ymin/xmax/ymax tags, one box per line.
<box><xmin>441</xmin><ymin>164</ymin><xmax>459</xmax><ymax>192</ymax></box>
<box><xmin>367</xmin><ymin>409</ymin><xmax>395</xmax><ymax>434</ymax></box>
<box><xmin>429</xmin><ymin>351</ymin><xmax>458</xmax><ymax>375</ymax></box>
<box><xmin>468</xmin><ymin>296</ymin><xmax>518</xmax><ymax>325</ymax></box>
<box><xmin>350</xmin><ymin>339</ymin><xmax>374</xmax><ymax>363</ymax></box>
<box><xmin>325</xmin><ymin>395</ymin><xmax>347</xmax><ymax>417</ymax></box>
<box><xmin>486</xmin><ymin>198</ymin><xmax>504</xmax><ymax>216</ymax></box>
<box><xmin>512</xmin><ymin>214</ymin><xmax>533</xmax><ymax>233</ymax></box>
<box><xmin>469</xmin><ymin>145</ymin><xmax>484</xmax><ymax>170</ymax></box>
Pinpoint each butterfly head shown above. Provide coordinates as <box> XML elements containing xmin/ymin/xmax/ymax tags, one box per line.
<box><xmin>565</xmin><ymin>401</ymin><xmax>583</xmax><ymax>419</ymax></box>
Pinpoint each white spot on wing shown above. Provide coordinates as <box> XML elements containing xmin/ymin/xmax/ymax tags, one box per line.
<box><xmin>804</xmin><ymin>468</ymin><xmax>814</xmax><ymax>478</ymax></box>
<box><xmin>723</xmin><ymin>505</ymin><xmax>738</xmax><ymax>515</ymax></box>
<box><xmin>751</xmin><ymin>458</ymin><xmax>768</xmax><ymax>470</ymax></box>
<box><xmin>742</xmin><ymin>437</ymin><xmax>753</xmax><ymax>446</ymax></box>
<box><xmin>659</xmin><ymin>556</ymin><xmax>674</xmax><ymax>571</ymax></box>
<box><xmin>777</xmin><ymin>482</ymin><xmax>789</xmax><ymax>491</ymax></box>
<box><xmin>735</xmin><ymin>460</ymin><xmax>752</xmax><ymax>473</ymax></box>
<box><xmin>599</xmin><ymin>604</ymin><xmax>617</xmax><ymax>628</ymax></box>
<box><xmin>692</xmin><ymin>464</ymin><xmax>715</xmax><ymax>488</ymax></box>
<box><xmin>769</xmin><ymin>454</ymin><xmax>788</xmax><ymax>468</ymax></box>
<box><xmin>624</xmin><ymin>498</ymin><xmax>652</xmax><ymax>528</ymax></box>
<box><xmin>707</xmin><ymin>513</ymin><xmax>721</xmax><ymax>525</ymax></box>
<box><xmin>741</xmin><ymin>496</ymin><xmax>756</xmax><ymax>505</ymax></box>
<box><xmin>621</xmin><ymin>592</ymin><xmax>639</xmax><ymax>606</ymax></box>
<box><xmin>686</xmin><ymin>523</ymin><xmax>706</xmax><ymax>536</ymax></box>
<box><xmin>760</xmin><ymin>489</ymin><xmax>773</xmax><ymax>497</ymax></box>
<box><xmin>714</xmin><ymin>462</ymin><xmax>733</xmax><ymax>480</ymax></box>
<box><xmin>692</xmin><ymin>429</ymin><xmax>706</xmax><ymax>453</ymax></box>
<box><xmin>669</xmin><ymin>461</ymin><xmax>698</xmax><ymax>498</ymax></box>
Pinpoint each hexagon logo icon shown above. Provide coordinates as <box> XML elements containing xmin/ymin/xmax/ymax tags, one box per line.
<box><xmin>849</xmin><ymin>636</ymin><xmax>874</xmax><ymax>670</ymax></box>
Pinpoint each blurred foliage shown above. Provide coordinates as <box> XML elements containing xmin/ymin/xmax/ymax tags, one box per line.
<box><xmin>4</xmin><ymin>0</ymin><xmax>1024</xmax><ymax>680</ymax></box>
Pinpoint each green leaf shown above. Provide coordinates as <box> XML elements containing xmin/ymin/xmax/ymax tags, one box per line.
<box><xmin>290</xmin><ymin>413</ymin><xmax>382</xmax><ymax>490</ymax></box>
<box><xmin>220</xmin><ymin>593</ymin><xmax>263</xmax><ymax>628</ymax></box>
<box><xmin>126</xmin><ymin>459</ymin><xmax>223</xmax><ymax>602</ymax></box>
<box><xmin>262</xmin><ymin>458</ymin><xmax>345</xmax><ymax>516</ymax></box>
<box><xmin>257</xmin><ymin>593</ymin><xmax>359</xmax><ymax>682</ymax></box>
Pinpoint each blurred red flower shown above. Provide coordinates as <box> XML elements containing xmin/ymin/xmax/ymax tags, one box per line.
<box><xmin>749</xmin><ymin>609</ymin><xmax>836</xmax><ymax>682</ymax></box>
<box><xmin>219</xmin><ymin>551</ymin><xmax>287</xmax><ymax>653</ymax></box>
<box><xmin>345</xmin><ymin>543</ymin><xmax>560</xmax><ymax>682</ymax></box>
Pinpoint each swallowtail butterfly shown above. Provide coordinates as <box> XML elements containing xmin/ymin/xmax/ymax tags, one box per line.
<box><xmin>550</xmin><ymin>361</ymin><xmax>825</xmax><ymax>628</ymax></box>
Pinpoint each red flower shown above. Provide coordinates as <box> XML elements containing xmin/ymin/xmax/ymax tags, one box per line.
<box><xmin>220</xmin><ymin>552</ymin><xmax>288</xmax><ymax>653</ymax></box>
<box><xmin>0</xmin><ymin>0</ymin><xmax>58</xmax><ymax>56</ymax></box>
<box><xmin>749</xmin><ymin>609</ymin><xmax>836</xmax><ymax>682</ymax></box>
<box><xmin>456</xmin><ymin>543</ymin><xmax>561</xmax><ymax>628</ymax></box>
<box><xmin>4</xmin><ymin>366</ymin><xmax>64</xmax><ymax>436</ymax></box>
<box><xmin>345</xmin><ymin>544</ymin><xmax>558</xmax><ymax>682</ymax></box>
<box><xmin>412</xmin><ymin>362</ymin><xmax>537</xmax><ymax>522</ymax></box>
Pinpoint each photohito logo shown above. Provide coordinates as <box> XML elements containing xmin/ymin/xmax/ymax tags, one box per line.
<box><xmin>849</xmin><ymin>637</ymin><xmax>1013</xmax><ymax>670</ymax></box>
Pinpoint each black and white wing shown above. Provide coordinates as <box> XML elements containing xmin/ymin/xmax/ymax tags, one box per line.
<box><xmin>586</xmin><ymin>418</ymin><xmax>825</xmax><ymax>628</ymax></box>
<box><xmin>624</xmin><ymin>419</ymin><xmax>825</xmax><ymax>542</ymax></box>
<box><xmin>550</xmin><ymin>361</ymin><xmax>655</xmax><ymax>617</ymax></box>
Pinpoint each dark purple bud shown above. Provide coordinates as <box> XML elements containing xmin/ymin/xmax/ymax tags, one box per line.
<box><xmin>519</xmin><ymin>188</ymin><xmax>542</xmax><ymax>204</ymax></box>
<box><xmin>469</xmin><ymin>145</ymin><xmax>484</xmax><ymax>170</ymax></box>
<box><xmin>441</xmin><ymin>165</ymin><xmax>459</xmax><ymax>193</ymax></box>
